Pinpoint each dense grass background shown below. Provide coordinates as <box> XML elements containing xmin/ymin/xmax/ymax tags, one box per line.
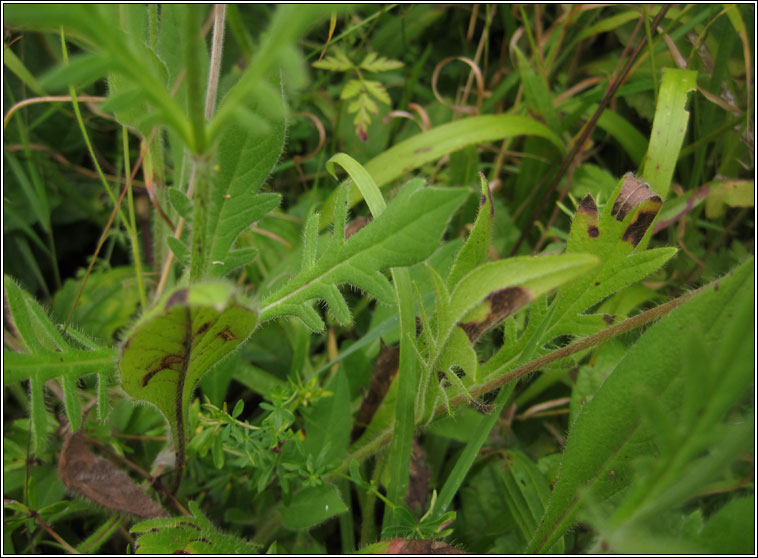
<box><xmin>3</xmin><ymin>5</ymin><xmax>754</xmax><ymax>554</ymax></box>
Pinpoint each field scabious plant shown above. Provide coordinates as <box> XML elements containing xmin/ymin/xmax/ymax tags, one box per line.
<box><xmin>3</xmin><ymin>4</ymin><xmax>753</xmax><ymax>554</ymax></box>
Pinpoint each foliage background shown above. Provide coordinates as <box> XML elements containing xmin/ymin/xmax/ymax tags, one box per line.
<box><xmin>2</xmin><ymin>4</ymin><xmax>754</xmax><ymax>554</ymax></box>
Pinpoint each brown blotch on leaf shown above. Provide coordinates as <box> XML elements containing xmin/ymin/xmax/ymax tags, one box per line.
<box><xmin>578</xmin><ymin>194</ymin><xmax>598</xmax><ymax>214</ymax></box>
<box><xmin>345</xmin><ymin>216</ymin><xmax>371</xmax><ymax>239</ymax></box>
<box><xmin>458</xmin><ymin>286</ymin><xmax>531</xmax><ymax>343</ymax></box>
<box><xmin>351</xmin><ymin>343</ymin><xmax>400</xmax><ymax>443</ymax></box>
<box><xmin>217</xmin><ymin>327</ymin><xmax>237</xmax><ymax>342</ymax></box>
<box><xmin>165</xmin><ymin>289</ymin><xmax>188</xmax><ymax>309</ymax></box>
<box><xmin>385</xmin><ymin>538</ymin><xmax>467</xmax><ymax>554</ymax></box>
<box><xmin>612</xmin><ymin>173</ymin><xmax>661</xmax><ymax>222</ymax></box>
<box><xmin>194</xmin><ymin>322</ymin><xmax>211</xmax><ymax>338</ymax></box>
<box><xmin>413</xmin><ymin>146</ymin><xmax>432</xmax><ymax>154</ymax></box>
<box><xmin>622</xmin><ymin>203</ymin><xmax>661</xmax><ymax>247</ymax></box>
<box><xmin>58</xmin><ymin>432</ymin><xmax>167</xmax><ymax>518</ymax></box>
<box><xmin>603</xmin><ymin>314</ymin><xmax>615</xmax><ymax>325</ymax></box>
<box><xmin>587</xmin><ymin>226</ymin><xmax>600</xmax><ymax>238</ymax></box>
<box><xmin>142</xmin><ymin>354</ymin><xmax>185</xmax><ymax>386</ymax></box>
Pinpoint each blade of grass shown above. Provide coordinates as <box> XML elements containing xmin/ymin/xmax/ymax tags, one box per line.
<box><xmin>326</xmin><ymin>153</ymin><xmax>418</xmax><ymax>529</ymax></box>
<box><xmin>639</xmin><ymin>68</ymin><xmax>697</xmax><ymax>200</ymax></box>
<box><xmin>121</xmin><ymin>126</ymin><xmax>147</xmax><ymax>311</ymax></box>
<box><xmin>320</xmin><ymin>115</ymin><xmax>563</xmax><ymax>229</ymax></box>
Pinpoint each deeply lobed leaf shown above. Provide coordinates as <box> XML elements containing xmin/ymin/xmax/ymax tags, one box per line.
<box><xmin>258</xmin><ymin>181</ymin><xmax>469</xmax><ymax>330</ymax></box>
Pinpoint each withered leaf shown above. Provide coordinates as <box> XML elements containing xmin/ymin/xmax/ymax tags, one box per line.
<box><xmin>611</xmin><ymin>173</ymin><xmax>662</xmax><ymax>247</ymax></box>
<box><xmin>58</xmin><ymin>432</ymin><xmax>166</xmax><ymax>518</ymax></box>
<box><xmin>351</xmin><ymin>343</ymin><xmax>399</xmax><ymax>443</ymax></box>
<box><xmin>405</xmin><ymin>437</ymin><xmax>431</xmax><ymax>512</ymax></box>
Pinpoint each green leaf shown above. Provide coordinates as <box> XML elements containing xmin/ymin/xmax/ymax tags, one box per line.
<box><xmin>168</xmin><ymin>187</ymin><xmax>194</xmax><ymax>222</ymax></box>
<box><xmin>4</xmin><ymin>275</ymin><xmax>115</xmax><ymax>447</ymax></box>
<box><xmin>312</xmin><ymin>51</ymin><xmax>354</xmax><ymax>72</ymax></box>
<box><xmin>704</xmin><ymin>179</ymin><xmax>754</xmax><ymax>218</ymax></box>
<box><xmin>417</xmin><ymin>253</ymin><xmax>598</xmax><ymax>421</ymax></box>
<box><xmin>500</xmin><ymin>450</ymin><xmax>563</xmax><ymax>553</ymax></box>
<box><xmin>340</xmin><ymin>79</ymin><xmax>363</xmax><ymax>100</ymax></box>
<box><xmin>132</xmin><ymin>501</ymin><xmax>259</xmax><ymax>554</ymax></box>
<box><xmin>540</xmin><ymin>174</ymin><xmax>676</xmax><ymax>347</ymax></box>
<box><xmin>119</xmin><ymin>282</ymin><xmax>257</xmax><ymax>465</ymax></box>
<box><xmin>39</xmin><ymin>53</ymin><xmax>112</xmax><ymax>92</ymax></box>
<box><xmin>359</xmin><ymin>51</ymin><xmax>404</xmax><ymax>72</ymax></box>
<box><xmin>303</xmin><ymin>368</ymin><xmax>351</xmax><ymax>467</ymax></box>
<box><xmin>640</xmin><ymin>68</ymin><xmax>697</xmax><ymax>198</ymax></box>
<box><xmin>258</xmin><ymin>180</ymin><xmax>468</xmax><ymax>330</ymax></box>
<box><xmin>447</xmin><ymin>172</ymin><xmax>494</xmax><ymax>290</ymax></box>
<box><xmin>527</xmin><ymin>260</ymin><xmax>754</xmax><ymax>553</ymax></box>
<box><xmin>51</xmin><ymin>266</ymin><xmax>141</xmax><ymax>344</ymax></box>
<box><xmin>362</xmin><ymin>80</ymin><xmax>391</xmax><ymax>104</ymax></box>
<box><xmin>698</xmin><ymin>496</ymin><xmax>755</xmax><ymax>555</ymax></box>
<box><xmin>280</xmin><ymin>484</ymin><xmax>349</xmax><ymax>531</ymax></box>
<box><xmin>192</xmin><ymin>90</ymin><xmax>284</xmax><ymax>279</ymax></box>
<box><xmin>167</xmin><ymin>236</ymin><xmax>191</xmax><ymax>268</ymax></box>
<box><xmin>319</xmin><ymin>115</ymin><xmax>564</xmax><ymax>229</ymax></box>
<box><xmin>3</xmin><ymin>46</ymin><xmax>46</xmax><ymax>96</ymax></box>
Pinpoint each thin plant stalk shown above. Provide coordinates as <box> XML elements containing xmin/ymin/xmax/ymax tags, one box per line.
<box><xmin>122</xmin><ymin>126</ymin><xmax>148</xmax><ymax>311</ymax></box>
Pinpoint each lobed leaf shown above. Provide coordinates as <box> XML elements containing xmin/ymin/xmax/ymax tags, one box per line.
<box><xmin>131</xmin><ymin>501</ymin><xmax>258</xmax><ymax>554</ymax></box>
<box><xmin>258</xmin><ymin>180</ymin><xmax>468</xmax><ymax>330</ymax></box>
<box><xmin>191</xmin><ymin>91</ymin><xmax>284</xmax><ymax>279</ymax></box>
<box><xmin>4</xmin><ymin>275</ymin><xmax>116</xmax><ymax>447</ymax></box>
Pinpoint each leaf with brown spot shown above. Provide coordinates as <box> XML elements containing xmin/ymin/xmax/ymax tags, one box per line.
<box><xmin>540</xmin><ymin>173</ymin><xmax>675</xmax><ymax>347</ymax></box>
<box><xmin>415</xmin><ymin>254</ymin><xmax>598</xmax><ymax>421</ymax></box>
<box><xmin>58</xmin><ymin>432</ymin><xmax>166</xmax><ymax>518</ymax></box>
<box><xmin>119</xmin><ymin>282</ymin><xmax>257</xmax><ymax>486</ymax></box>
<box><xmin>458</xmin><ymin>286</ymin><xmax>531</xmax><ymax>344</ymax></box>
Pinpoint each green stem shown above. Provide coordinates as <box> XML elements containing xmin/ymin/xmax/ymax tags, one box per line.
<box><xmin>122</xmin><ymin>126</ymin><xmax>147</xmax><ymax>311</ymax></box>
<box><xmin>60</xmin><ymin>28</ymin><xmax>133</xmax><ymax>238</ymax></box>
<box><xmin>383</xmin><ymin>267</ymin><xmax>417</xmax><ymax>529</ymax></box>
<box><xmin>327</xmin><ymin>280</ymin><xmax>705</xmax><ymax>480</ymax></box>
<box><xmin>432</xmin><ymin>382</ymin><xmax>515</xmax><ymax>519</ymax></box>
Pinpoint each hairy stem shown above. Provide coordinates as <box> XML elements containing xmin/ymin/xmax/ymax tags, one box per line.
<box><xmin>329</xmin><ymin>279</ymin><xmax>706</xmax><ymax>479</ymax></box>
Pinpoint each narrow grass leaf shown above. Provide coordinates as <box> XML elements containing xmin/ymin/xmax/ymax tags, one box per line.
<box><xmin>319</xmin><ymin>115</ymin><xmax>564</xmax><ymax>228</ymax></box>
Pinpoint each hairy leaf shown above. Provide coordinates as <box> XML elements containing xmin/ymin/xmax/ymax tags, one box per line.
<box><xmin>131</xmin><ymin>500</ymin><xmax>258</xmax><ymax>554</ymax></box>
<box><xmin>119</xmin><ymin>282</ymin><xmax>257</xmax><ymax>471</ymax></box>
<box><xmin>258</xmin><ymin>180</ymin><xmax>468</xmax><ymax>330</ymax></box>
<box><xmin>416</xmin><ymin>253</ymin><xmax>598</xmax><ymax>420</ymax></box>
<box><xmin>527</xmin><ymin>260</ymin><xmax>754</xmax><ymax>553</ymax></box>
<box><xmin>191</xmin><ymin>91</ymin><xmax>284</xmax><ymax>279</ymax></box>
<box><xmin>540</xmin><ymin>173</ymin><xmax>676</xmax><ymax>347</ymax></box>
<box><xmin>4</xmin><ymin>275</ymin><xmax>116</xmax><ymax>449</ymax></box>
